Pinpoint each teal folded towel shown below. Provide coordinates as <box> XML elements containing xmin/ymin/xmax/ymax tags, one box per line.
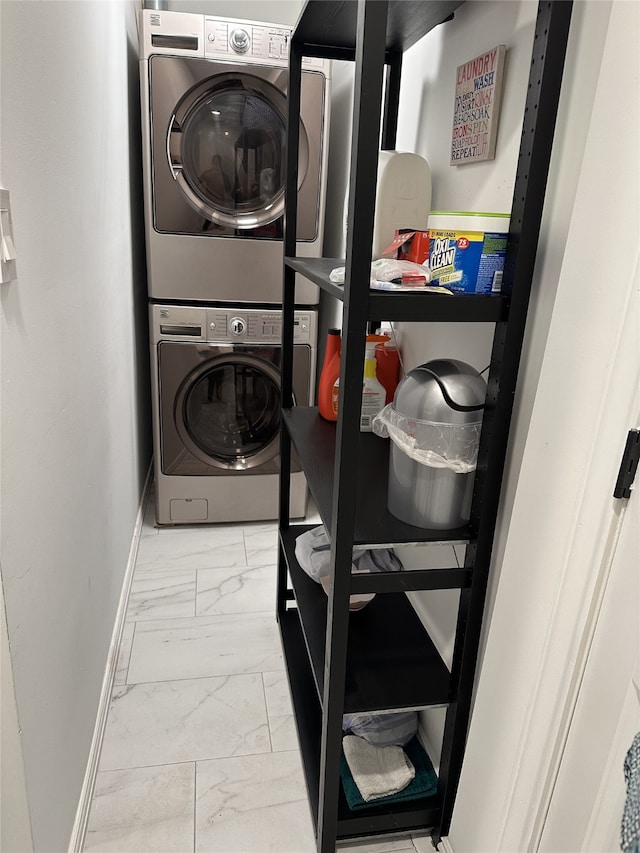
<box><xmin>340</xmin><ymin>736</ymin><xmax>438</xmax><ymax>810</ymax></box>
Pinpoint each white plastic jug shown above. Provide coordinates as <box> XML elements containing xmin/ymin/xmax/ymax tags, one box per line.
<box><xmin>372</xmin><ymin>151</ymin><xmax>431</xmax><ymax>258</ymax></box>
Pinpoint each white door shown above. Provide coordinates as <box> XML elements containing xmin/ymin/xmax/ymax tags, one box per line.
<box><xmin>538</xmin><ymin>471</ymin><xmax>640</xmax><ymax>851</ymax></box>
<box><xmin>535</xmin><ymin>2</ymin><xmax>640</xmax><ymax>841</ymax></box>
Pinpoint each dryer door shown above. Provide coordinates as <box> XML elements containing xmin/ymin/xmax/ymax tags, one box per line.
<box><xmin>150</xmin><ymin>56</ymin><xmax>322</xmax><ymax>240</ymax></box>
<box><xmin>170</xmin><ymin>74</ymin><xmax>298</xmax><ymax>231</ymax></box>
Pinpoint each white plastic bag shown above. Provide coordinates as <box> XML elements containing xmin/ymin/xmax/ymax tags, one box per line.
<box><xmin>342</xmin><ymin>711</ymin><xmax>418</xmax><ymax>747</ymax></box>
<box><xmin>329</xmin><ymin>259</ymin><xmax>431</xmax><ymax>286</ymax></box>
<box><xmin>372</xmin><ymin>403</ymin><xmax>482</xmax><ymax>474</ymax></box>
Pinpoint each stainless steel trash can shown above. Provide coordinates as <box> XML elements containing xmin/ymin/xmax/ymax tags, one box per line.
<box><xmin>386</xmin><ymin>359</ymin><xmax>486</xmax><ymax>529</ymax></box>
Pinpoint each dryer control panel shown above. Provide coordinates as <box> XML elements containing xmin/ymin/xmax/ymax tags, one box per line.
<box><xmin>203</xmin><ymin>17</ymin><xmax>325</xmax><ymax>69</ymax></box>
<box><xmin>205</xmin><ymin>18</ymin><xmax>290</xmax><ymax>64</ymax></box>
<box><xmin>140</xmin><ymin>10</ymin><xmax>328</xmax><ymax>72</ymax></box>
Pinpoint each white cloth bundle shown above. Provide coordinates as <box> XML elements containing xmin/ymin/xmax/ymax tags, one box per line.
<box><xmin>342</xmin><ymin>735</ymin><xmax>415</xmax><ymax>802</ymax></box>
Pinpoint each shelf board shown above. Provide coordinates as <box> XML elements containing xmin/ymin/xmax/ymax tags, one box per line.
<box><xmin>283</xmin><ymin>407</ymin><xmax>473</xmax><ymax>546</ymax></box>
<box><xmin>285</xmin><ymin>257</ymin><xmax>508</xmax><ymax>323</ymax></box>
<box><xmin>281</xmin><ymin>526</ymin><xmax>452</xmax><ymax>713</ymax></box>
<box><xmin>293</xmin><ymin>1</ymin><xmax>465</xmax><ymax>54</ymax></box>
<box><xmin>337</xmin><ymin>796</ymin><xmax>442</xmax><ymax>840</ymax></box>
<box><xmin>280</xmin><ymin>609</ymin><xmax>442</xmax><ymax>838</ymax></box>
<box><xmin>287</xmin><ymin>257</ymin><xmax>347</xmax><ymax>299</ymax></box>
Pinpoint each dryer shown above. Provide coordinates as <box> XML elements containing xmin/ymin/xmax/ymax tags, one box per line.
<box><xmin>139</xmin><ymin>10</ymin><xmax>330</xmax><ymax>305</ymax></box>
<box><xmin>150</xmin><ymin>304</ymin><xmax>316</xmax><ymax>525</ymax></box>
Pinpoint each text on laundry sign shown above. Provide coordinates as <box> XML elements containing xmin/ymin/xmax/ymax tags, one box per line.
<box><xmin>451</xmin><ymin>45</ymin><xmax>505</xmax><ymax>166</ymax></box>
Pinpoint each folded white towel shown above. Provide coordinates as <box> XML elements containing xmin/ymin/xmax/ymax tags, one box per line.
<box><xmin>342</xmin><ymin>735</ymin><xmax>415</xmax><ymax>802</ymax></box>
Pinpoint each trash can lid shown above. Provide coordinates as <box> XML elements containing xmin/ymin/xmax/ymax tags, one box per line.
<box><xmin>393</xmin><ymin>359</ymin><xmax>486</xmax><ymax>423</ymax></box>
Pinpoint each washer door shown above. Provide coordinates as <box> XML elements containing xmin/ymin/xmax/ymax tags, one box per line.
<box><xmin>175</xmin><ymin>352</ymin><xmax>282</xmax><ymax>470</ymax></box>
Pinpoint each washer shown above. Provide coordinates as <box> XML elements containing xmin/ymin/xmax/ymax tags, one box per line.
<box><xmin>139</xmin><ymin>10</ymin><xmax>330</xmax><ymax>304</ymax></box>
<box><xmin>150</xmin><ymin>304</ymin><xmax>316</xmax><ymax>525</ymax></box>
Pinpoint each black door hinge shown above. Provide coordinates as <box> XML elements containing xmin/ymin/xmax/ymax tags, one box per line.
<box><xmin>613</xmin><ymin>429</ymin><xmax>640</xmax><ymax>499</ymax></box>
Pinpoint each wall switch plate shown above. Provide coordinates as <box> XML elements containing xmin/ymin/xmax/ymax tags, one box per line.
<box><xmin>0</xmin><ymin>188</ymin><xmax>18</xmax><ymax>284</ymax></box>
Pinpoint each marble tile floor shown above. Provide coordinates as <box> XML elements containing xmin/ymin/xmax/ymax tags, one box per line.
<box><xmin>83</xmin><ymin>487</ymin><xmax>435</xmax><ymax>853</ymax></box>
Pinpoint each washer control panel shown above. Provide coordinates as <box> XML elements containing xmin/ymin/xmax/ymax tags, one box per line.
<box><xmin>206</xmin><ymin>310</ymin><xmax>313</xmax><ymax>343</ymax></box>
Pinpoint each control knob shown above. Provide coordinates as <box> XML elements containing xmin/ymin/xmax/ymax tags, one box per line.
<box><xmin>229</xmin><ymin>27</ymin><xmax>250</xmax><ymax>53</ymax></box>
<box><xmin>229</xmin><ymin>317</ymin><xmax>246</xmax><ymax>336</ymax></box>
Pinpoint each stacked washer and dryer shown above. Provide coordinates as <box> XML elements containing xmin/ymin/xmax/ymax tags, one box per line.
<box><xmin>139</xmin><ymin>10</ymin><xmax>330</xmax><ymax>525</ymax></box>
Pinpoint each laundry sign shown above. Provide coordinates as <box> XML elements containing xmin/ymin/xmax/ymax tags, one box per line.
<box><xmin>450</xmin><ymin>45</ymin><xmax>505</xmax><ymax>165</ymax></box>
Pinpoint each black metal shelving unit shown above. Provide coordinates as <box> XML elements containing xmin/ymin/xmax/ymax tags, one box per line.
<box><xmin>277</xmin><ymin>2</ymin><xmax>572</xmax><ymax>850</ymax></box>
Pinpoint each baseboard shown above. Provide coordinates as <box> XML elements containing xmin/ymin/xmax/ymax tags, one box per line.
<box><xmin>435</xmin><ymin>836</ymin><xmax>455</xmax><ymax>853</ymax></box>
<box><xmin>67</xmin><ymin>463</ymin><xmax>153</xmax><ymax>853</ymax></box>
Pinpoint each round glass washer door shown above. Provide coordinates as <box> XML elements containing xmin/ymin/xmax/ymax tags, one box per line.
<box><xmin>175</xmin><ymin>353</ymin><xmax>282</xmax><ymax>470</ymax></box>
<box><xmin>169</xmin><ymin>73</ymin><xmax>309</xmax><ymax>229</ymax></box>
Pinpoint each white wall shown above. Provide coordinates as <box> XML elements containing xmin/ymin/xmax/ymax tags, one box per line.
<box><xmin>392</xmin><ymin>1</ymin><xmax>535</xmax><ymax>376</ymax></box>
<box><xmin>1</xmin><ymin>575</ymin><xmax>34</xmax><ymax>852</ymax></box>
<box><xmin>166</xmin><ymin>0</ymin><xmax>302</xmax><ymax>26</ymax></box>
<box><xmin>317</xmin><ymin>58</ymin><xmax>354</xmax><ymax>370</ymax></box>
<box><xmin>0</xmin><ymin>2</ymin><xmax>151</xmax><ymax>849</ymax></box>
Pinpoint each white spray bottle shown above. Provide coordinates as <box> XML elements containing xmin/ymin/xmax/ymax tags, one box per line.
<box><xmin>360</xmin><ymin>340</ymin><xmax>386</xmax><ymax>432</ymax></box>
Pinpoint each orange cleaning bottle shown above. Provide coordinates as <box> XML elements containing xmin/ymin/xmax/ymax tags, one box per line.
<box><xmin>318</xmin><ymin>328</ymin><xmax>341</xmax><ymax>421</ymax></box>
<box><xmin>364</xmin><ymin>334</ymin><xmax>400</xmax><ymax>404</ymax></box>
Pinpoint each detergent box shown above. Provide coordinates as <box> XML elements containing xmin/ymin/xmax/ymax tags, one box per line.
<box><xmin>427</xmin><ymin>211</ymin><xmax>510</xmax><ymax>294</ymax></box>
